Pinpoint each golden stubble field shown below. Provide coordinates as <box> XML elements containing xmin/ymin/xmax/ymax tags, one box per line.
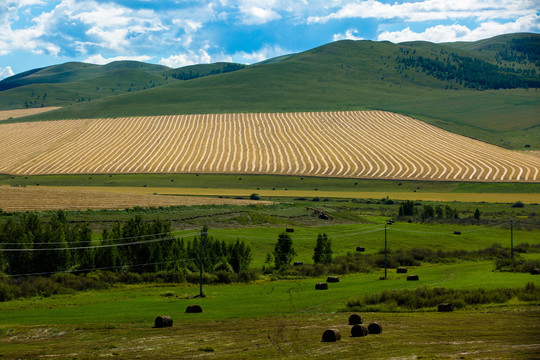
<box><xmin>0</xmin><ymin>186</ymin><xmax>270</xmax><ymax>212</ymax></box>
<box><xmin>0</xmin><ymin>106</ymin><xmax>60</xmax><ymax>120</ymax></box>
<box><xmin>1</xmin><ymin>111</ymin><xmax>538</xmax><ymax>182</ymax></box>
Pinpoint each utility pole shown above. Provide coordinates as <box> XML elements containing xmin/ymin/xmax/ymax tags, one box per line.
<box><xmin>199</xmin><ymin>225</ymin><xmax>207</xmax><ymax>298</ymax></box>
<box><xmin>510</xmin><ymin>219</ymin><xmax>514</xmax><ymax>261</ymax></box>
<box><xmin>384</xmin><ymin>224</ymin><xmax>387</xmax><ymax>280</ymax></box>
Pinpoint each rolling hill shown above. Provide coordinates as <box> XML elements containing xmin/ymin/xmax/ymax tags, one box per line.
<box><xmin>1</xmin><ymin>33</ymin><xmax>539</xmax><ymax>150</ymax></box>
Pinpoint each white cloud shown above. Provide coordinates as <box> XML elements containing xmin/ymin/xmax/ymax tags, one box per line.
<box><xmin>84</xmin><ymin>54</ymin><xmax>152</xmax><ymax>65</ymax></box>
<box><xmin>231</xmin><ymin>44</ymin><xmax>290</xmax><ymax>64</ymax></box>
<box><xmin>238</xmin><ymin>5</ymin><xmax>281</xmax><ymax>25</ymax></box>
<box><xmin>159</xmin><ymin>49</ymin><xmax>216</xmax><ymax>68</ymax></box>
<box><xmin>307</xmin><ymin>0</ymin><xmax>537</xmax><ymax>24</ymax></box>
<box><xmin>378</xmin><ymin>14</ymin><xmax>540</xmax><ymax>43</ymax></box>
<box><xmin>333</xmin><ymin>29</ymin><xmax>364</xmax><ymax>41</ymax></box>
<box><xmin>158</xmin><ymin>44</ymin><xmax>290</xmax><ymax>68</ymax></box>
<box><xmin>0</xmin><ymin>66</ymin><xmax>15</xmax><ymax>80</ymax></box>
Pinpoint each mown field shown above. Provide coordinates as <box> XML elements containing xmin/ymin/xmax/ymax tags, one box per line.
<box><xmin>1</xmin><ymin>259</ymin><xmax>539</xmax><ymax>359</ymax></box>
<box><xmin>1</xmin><ymin>111</ymin><xmax>538</xmax><ymax>181</ymax></box>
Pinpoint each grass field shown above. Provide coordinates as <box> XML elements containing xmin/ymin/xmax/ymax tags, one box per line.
<box><xmin>0</xmin><ymin>260</ymin><xmax>538</xmax><ymax>359</ymax></box>
<box><xmin>3</xmin><ymin>173</ymin><xmax>540</xmax><ymax>192</ymax></box>
<box><xmin>2</xmin><ymin>112</ymin><xmax>538</xmax><ymax>181</ymax></box>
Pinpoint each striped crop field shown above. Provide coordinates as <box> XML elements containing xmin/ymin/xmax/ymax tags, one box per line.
<box><xmin>1</xmin><ymin>111</ymin><xmax>539</xmax><ymax>182</ymax></box>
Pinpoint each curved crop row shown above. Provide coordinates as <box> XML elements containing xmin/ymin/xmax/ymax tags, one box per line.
<box><xmin>2</xmin><ymin>111</ymin><xmax>538</xmax><ymax>182</ymax></box>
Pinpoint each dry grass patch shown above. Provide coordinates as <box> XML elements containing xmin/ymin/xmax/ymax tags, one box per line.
<box><xmin>0</xmin><ymin>107</ymin><xmax>60</xmax><ymax>120</ymax></box>
<box><xmin>0</xmin><ymin>186</ymin><xmax>271</xmax><ymax>211</ymax></box>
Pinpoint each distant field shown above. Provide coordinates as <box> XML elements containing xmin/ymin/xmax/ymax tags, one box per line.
<box><xmin>0</xmin><ymin>186</ymin><xmax>269</xmax><ymax>212</ymax></box>
<box><xmin>1</xmin><ymin>111</ymin><xmax>539</xmax><ymax>182</ymax></box>
<box><xmin>0</xmin><ymin>106</ymin><xmax>60</xmax><ymax>120</ymax></box>
<box><xmin>50</xmin><ymin>186</ymin><xmax>540</xmax><ymax>204</ymax></box>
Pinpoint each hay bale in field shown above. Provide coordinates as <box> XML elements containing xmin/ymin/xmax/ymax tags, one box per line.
<box><xmin>351</xmin><ymin>324</ymin><xmax>369</xmax><ymax>337</ymax></box>
<box><xmin>286</xmin><ymin>228</ymin><xmax>294</xmax><ymax>233</ymax></box>
<box><xmin>397</xmin><ymin>267</ymin><xmax>407</xmax><ymax>273</ymax></box>
<box><xmin>185</xmin><ymin>304</ymin><xmax>203</xmax><ymax>313</ymax></box>
<box><xmin>154</xmin><ymin>315</ymin><xmax>173</xmax><ymax>328</ymax></box>
<box><xmin>437</xmin><ymin>303</ymin><xmax>454</xmax><ymax>312</ymax></box>
<box><xmin>348</xmin><ymin>314</ymin><xmax>363</xmax><ymax>325</ymax></box>
<box><xmin>356</xmin><ymin>246</ymin><xmax>365</xmax><ymax>252</ymax></box>
<box><xmin>367</xmin><ymin>322</ymin><xmax>382</xmax><ymax>334</ymax></box>
<box><xmin>407</xmin><ymin>275</ymin><xmax>419</xmax><ymax>281</ymax></box>
<box><xmin>327</xmin><ymin>276</ymin><xmax>339</xmax><ymax>283</ymax></box>
<box><xmin>530</xmin><ymin>268</ymin><xmax>540</xmax><ymax>275</ymax></box>
<box><xmin>315</xmin><ymin>282</ymin><xmax>328</xmax><ymax>290</ymax></box>
<box><xmin>453</xmin><ymin>231</ymin><xmax>461</xmax><ymax>235</ymax></box>
<box><xmin>293</xmin><ymin>261</ymin><xmax>303</xmax><ymax>266</ymax></box>
<box><xmin>322</xmin><ymin>329</ymin><xmax>341</xmax><ymax>342</ymax></box>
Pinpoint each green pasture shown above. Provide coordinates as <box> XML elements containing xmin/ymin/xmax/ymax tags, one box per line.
<box><xmin>2</xmin><ymin>173</ymin><xmax>539</xmax><ymax>193</ymax></box>
<box><xmin>205</xmin><ymin>222</ymin><xmax>538</xmax><ymax>267</ymax></box>
<box><xmin>0</xmin><ymin>261</ymin><xmax>538</xmax><ymax>326</ymax></box>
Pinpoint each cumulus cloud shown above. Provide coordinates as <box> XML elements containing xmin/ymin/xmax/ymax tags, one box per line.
<box><xmin>84</xmin><ymin>54</ymin><xmax>153</xmax><ymax>65</ymax></box>
<box><xmin>159</xmin><ymin>49</ymin><xmax>216</xmax><ymax>68</ymax></box>
<box><xmin>333</xmin><ymin>29</ymin><xmax>364</xmax><ymax>41</ymax></box>
<box><xmin>238</xmin><ymin>5</ymin><xmax>281</xmax><ymax>25</ymax></box>
<box><xmin>1</xmin><ymin>0</ymin><xmax>169</xmax><ymax>57</ymax></box>
<box><xmin>0</xmin><ymin>66</ymin><xmax>15</xmax><ymax>80</ymax></box>
<box><xmin>231</xmin><ymin>44</ymin><xmax>290</xmax><ymax>64</ymax></box>
<box><xmin>307</xmin><ymin>0</ymin><xmax>537</xmax><ymax>24</ymax></box>
<box><xmin>378</xmin><ymin>14</ymin><xmax>540</xmax><ymax>43</ymax></box>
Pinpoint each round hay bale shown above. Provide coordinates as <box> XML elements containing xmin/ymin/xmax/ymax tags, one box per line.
<box><xmin>356</xmin><ymin>246</ymin><xmax>365</xmax><ymax>252</ymax></box>
<box><xmin>185</xmin><ymin>304</ymin><xmax>203</xmax><ymax>313</ymax></box>
<box><xmin>530</xmin><ymin>268</ymin><xmax>540</xmax><ymax>275</ymax></box>
<box><xmin>286</xmin><ymin>228</ymin><xmax>294</xmax><ymax>233</ymax></box>
<box><xmin>327</xmin><ymin>276</ymin><xmax>340</xmax><ymax>283</ymax></box>
<box><xmin>154</xmin><ymin>315</ymin><xmax>173</xmax><ymax>328</ymax></box>
<box><xmin>351</xmin><ymin>324</ymin><xmax>369</xmax><ymax>337</ymax></box>
<box><xmin>315</xmin><ymin>282</ymin><xmax>329</xmax><ymax>290</ymax></box>
<box><xmin>453</xmin><ymin>231</ymin><xmax>461</xmax><ymax>235</ymax></box>
<box><xmin>322</xmin><ymin>329</ymin><xmax>341</xmax><ymax>342</ymax></box>
<box><xmin>437</xmin><ymin>303</ymin><xmax>454</xmax><ymax>312</ymax></box>
<box><xmin>407</xmin><ymin>275</ymin><xmax>419</xmax><ymax>281</ymax></box>
<box><xmin>293</xmin><ymin>261</ymin><xmax>303</xmax><ymax>266</ymax></box>
<box><xmin>367</xmin><ymin>322</ymin><xmax>382</xmax><ymax>334</ymax></box>
<box><xmin>396</xmin><ymin>267</ymin><xmax>407</xmax><ymax>273</ymax></box>
<box><xmin>348</xmin><ymin>314</ymin><xmax>363</xmax><ymax>325</ymax></box>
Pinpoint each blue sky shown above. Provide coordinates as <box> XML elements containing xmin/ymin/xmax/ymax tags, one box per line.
<box><xmin>1</xmin><ymin>0</ymin><xmax>539</xmax><ymax>79</ymax></box>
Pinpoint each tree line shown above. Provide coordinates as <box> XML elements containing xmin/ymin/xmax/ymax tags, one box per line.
<box><xmin>0</xmin><ymin>212</ymin><xmax>252</xmax><ymax>276</ymax></box>
<box><xmin>395</xmin><ymin>52</ymin><xmax>540</xmax><ymax>90</ymax></box>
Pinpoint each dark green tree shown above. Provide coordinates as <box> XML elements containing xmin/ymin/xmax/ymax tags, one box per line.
<box><xmin>474</xmin><ymin>208</ymin><xmax>481</xmax><ymax>221</ymax></box>
<box><xmin>398</xmin><ymin>200</ymin><xmax>416</xmax><ymax>217</ymax></box>
<box><xmin>273</xmin><ymin>233</ymin><xmax>296</xmax><ymax>269</ymax></box>
<box><xmin>313</xmin><ymin>233</ymin><xmax>332</xmax><ymax>264</ymax></box>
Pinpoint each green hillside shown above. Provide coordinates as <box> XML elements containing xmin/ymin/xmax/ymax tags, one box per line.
<box><xmin>2</xmin><ymin>33</ymin><xmax>539</xmax><ymax>150</ymax></box>
<box><xmin>0</xmin><ymin>61</ymin><xmax>247</xmax><ymax>110</ymax></box>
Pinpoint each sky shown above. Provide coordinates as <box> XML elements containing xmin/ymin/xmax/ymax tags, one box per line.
<box><xmin>0</xmin><ymin>0</ymin><xmax>539</xmax><ymax>80</ymax></box>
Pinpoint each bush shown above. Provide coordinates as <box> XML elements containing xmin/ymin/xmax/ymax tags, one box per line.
<box><xmin>0</xmin><ymin>281</ymin><xmax>14</xmax><ymax>302</ymax></box>
<box><xmin>249</xmin><ymin>193</ymin><xmax>261</xmax><ymax>200</ymax></box>
<box><xmin>512</xmin><ymin>201</ymin><xmax>525</xmax><ymax>208</ymax></box>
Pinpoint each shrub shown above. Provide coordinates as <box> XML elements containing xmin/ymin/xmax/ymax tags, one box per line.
<box><xmin>249</xmin><ymin>193</ymin><xmax>261</xmax><ymax>200</ymax></box>
<box><xmin>512</xmin><ymin>201</ymin><xmax>525</xmax><ymax>208</ymax></box>
<box><xmin>0</xmin><ymin>281</ymin><xmax>14</xmax><ymax>302</ymax></box>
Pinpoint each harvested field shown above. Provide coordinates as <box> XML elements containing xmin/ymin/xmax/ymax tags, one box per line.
<box><xmin>0</xmin><ymin>107</ymin><xmax>60</xmax><ymax>120</ymax></box>
<box><xmin>1</xmin><ymin>111</ymin><xmax>539</xmax><ymax>182</ymax></box>
<box><xmin>0</xmin><ymin>186</ymin><xmax>270</xmax><ymax>212</ymax></box>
